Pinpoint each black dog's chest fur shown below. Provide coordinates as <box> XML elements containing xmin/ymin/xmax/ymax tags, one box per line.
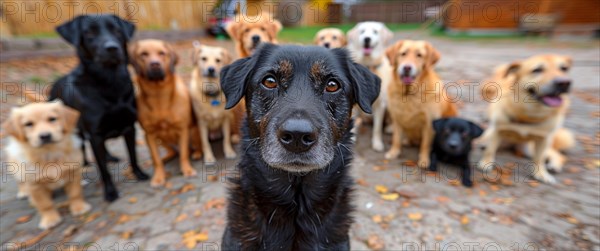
<box><xmin>223</xmin><ymin>129</ymin><xmax>354</xmax><ymax>250</ymax></box>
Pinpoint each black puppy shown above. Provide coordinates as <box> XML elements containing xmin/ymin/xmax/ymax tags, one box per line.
<box><xmin>220</xmin><ymin>44</ymin><xmax>380</xmax><ymax>250</ymax></box>
<box><xmin>49</xmin><ymin>14</ymin><xmax>149</xmax><ymax>202</ymax></box>
<box><xmin>430</xmin><ymin>118</ymin><xmax>483</xmax><ymax>187</ymax></box>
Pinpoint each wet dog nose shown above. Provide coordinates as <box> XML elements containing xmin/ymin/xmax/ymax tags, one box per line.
<box><xmin>207</xmin><ymin>67</ymin><xmax>216</xmax><ymax>76</ymax></box>
<box><xmin>553</xmin><ymin>77</ymin><xmax>571</xmax><ymax>92</ymax></box>
<box><xmin>252</xmin><ymin>35</ymin><xmax>260</xmax><ymax>44</ymax></box>
<box><xmin>150</xmin><ymin>61</ymin><xmax>160</xmax><ymax>68</ymax></box>
<box><xmin>104</xmin><ymin>41</ymin><xmax>119</xmax><ymax>53</ymax></box>
<box><xmin>278</xmin><ymin>118</ymin><xmax>317</xmax><ymax>153</ymax></box>
<box><xmin>39</xmin><ymin>133</ymin><xmax>52</xmax><ymax>144</ymax></box>
<box><xmin>364</xmin><ymin>37</ymin><xmax>371</xmax><ymax>46</ymax></box>
<box><xmin>324</xmin><ymin>43</ymin><xmax>330</xmax><ymax>48</ymax></box>
<box><xmin>403</xmin><ymin>65</ymin><xmax>412</xmax><ymax>72</ymax></box>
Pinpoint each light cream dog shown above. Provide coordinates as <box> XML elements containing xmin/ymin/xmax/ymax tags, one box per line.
<box><xmin>314</xmin><ymin>28</ymin><xmax>347</xmax><ymax>49</ymax></box>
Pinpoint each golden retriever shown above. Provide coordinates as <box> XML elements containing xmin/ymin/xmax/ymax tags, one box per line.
<box><xmin>2</xmin><ymin>101</ymin><xmax>91</xmax><ymax>229</ymax></box>
<box><xmin>478</xmin><ymin>54</ymin><xmax>575</xmax><ymax>183</ymax></box>
<box><xmin>129</xmin><ymin>39</ymin><xmax>202</xmax><ymax>187</ymax></box>
<box><xmin>189</xmin><ymin>41</ymin><xmax>240</xmax><ymax>164</ymax></box>
<box><xmin>314</xmin><ymin>28</ymin><xmax>346</xmax><ymax>49</ymax></box>
<box><xmin>384</xmin><ymin>40</ymin><xmax>458</xmax><ymax>167</ymax></box>
<box><xmin>225</xmin><ymin>12</ymin><xmax>282</xmax><ymax>58</ymax></box>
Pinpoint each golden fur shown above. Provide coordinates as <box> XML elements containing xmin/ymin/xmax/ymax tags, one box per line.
<box><xmin>478</xmin><ymin>54</ymin><xmax>574</xmax><ymax>183</ymax></box>
<box><xmin>314</xmin><ymin>28</ymin><xmax>347</xmax><ymax>49</ymax></box>
<box><xmin>129</xmin><ymin>39</ymin><xmax>202</xmax><ymax>187</ymax></box>
<box><xmin>384</xmin><ymin>40</ymin><xmax>458</xmax><ymax>167</ymax></box>
<box><xmin>225</xmin><ymin>12</ymin><xmax>282</xmax><ymax>58</ymax></box>
<box><xmin>2</xmin><ymin>101</ymin><xmax>90</xmax><ymax>229</ymax></box>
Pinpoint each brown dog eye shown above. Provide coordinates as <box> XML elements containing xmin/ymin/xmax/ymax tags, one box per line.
<box><xmin>24</xmin><ymin>121</ymin><xmax>34</xmax><ymax>127</ymax></box>
<box><xmin>141</xmin><ymin>52</ymin><xmax>149</xmax><ymax>57</ymax></box>
<box><xmin>158</xmin><ymin>51</ymin><xmax>165</xmax><ymax>56</ymax></box>
<box><xmin>262</xmin><ymin>76</ymin><xmax>278</xmax><ymax>89</ymax></box>
<box><xmin>261</xmin><ymin>27</ymin><xmax>266</xmax><ymax>31</ymax></box>
<box><xmin>245</xmin><ymin>28</ymin><xmax>250</xmax><ymax>33</ymax></box>
<box><xmin>48</xmin><ymin>117</ymin><xmax>57</xmax><ymax>122</ymax></box>
<box><xmin>416</xmin><ymin>53</ymin><xmax>423</xmax><ymax>58</ymax></box>
<box><xmin>532</xmin><ymin>67</ymin><xmax>544</xmax><ymax>73</ymax></box>
<box><xmin>216</xmin><ymin>59</ymin><xmax>221</xmax><ymax>63</ymax></box>
<box><xmin>401</xmin><ymin>52</ymin><xmax>407</xmax><ymax>56</ymax></box>
<box><xmin>560</xmin><ymin>66</ymin><xmax>569</xmax><ymax>72</ymax></box>
<box><xmin>201</xmin><ymin>57</ymin><xmax>207</xmax><ymax>62</ymax></box>
<box><xmin>332</xmin><ymin>36</ymin><xmax>337</xmax><ymax>40</ymax></box>
<box><xmin>325</xmin><ymin>80</ymin><xmax>340</xmax><ymax>93</ymax></box>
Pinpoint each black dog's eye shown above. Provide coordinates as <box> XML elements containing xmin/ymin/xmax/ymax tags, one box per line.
<box><xmin>560</xmin><ymin>66</ymin><xmax>569</xmax><ymax>72</ymax></box>
<box><xmin>216</xmin><ymin>59</ymin><xmax>221</xmax><ymax>63</ymax></box>
<box><xmin>532</xmin><ymin>67</ymin><xmax>544</xmax><ymax>74</ymax></box>
<box><xmin>158</xmin><ymin>51</ymin><xmax>165</xmax><ymax>56</ymax></box>
<box><xmin>245</xmin><ymin>28</ymin><xmax>250</xmax><ymax>33</ymax></box>
<box><xmin>141</xmin><ymin>52</ymin><xmax>149</xmax><ymax>57</ymax></box>
<box><xmin>320</xmin><ymin>36</ymin><xmax>325</xmax><ymax>41</ymax></box>
<box><xmin>201</xmin><ymin>57</ymin><xmax>207</xmax><ymax>62</ymax></box>
<box><xmin>401</xmin><ymin>52</ymin><xmax>407</xmax><ymax>56</ymax></box>
<box><xmin>261</xmin><ymin>27</ymin><xmax>266</xmax><ymax>31</ymax></box>
<box><xmin>24</xmin><ymin>121</ymin><xmax>34</xmax><ymax>127</ymax></box>
<box><xmin>373</xmin><ymin>30</ymin><xmax>378</xmax><ymax>34</ymax></box>
<box><xmin>416</xmin><ymin>53</ymin><xmax>423</xmax><ymax>58</ymax></box>
<box><xmin>262</xmin><ymin>76</ymin><xmax>278</xmax><ymax>89</ymax></box>
<box><xmin>48</xmin><ymin>117</ymin><xmax>57</xmax><ymax>122</ymax></box>
<box><xmin>325</xmin><ymin>80</ymin><xmax>340</xmax><ymax>93</ymax></box>
<box><xmin>332</xmin><ymin>35</ymin><xmax>337</xmax><ymax>40</ymax></box>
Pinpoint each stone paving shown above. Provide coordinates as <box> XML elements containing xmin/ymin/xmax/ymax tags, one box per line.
<box><xmin>1</xmin><ymin>31</ymin><xmax>599</xmax><ymax>250</ymax></box>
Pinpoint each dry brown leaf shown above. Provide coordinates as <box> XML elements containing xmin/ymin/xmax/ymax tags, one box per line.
<box><xmin>117</xmin><ymin>214</ymin><xmax>131</xmax><ymax>224</ymax></box>
<box><xmin>408</xmin><ymin>212</ymin><xmax>423</xmax><ymax>221</ymax></box>
<box><xmin>401</xmin><ymin>200</ymin><xmax>411</xmax><ymax>208</ymax></box>
<box><xmin>180</xmin><ymin>183</ymin><xmax>195</xmax><ymax>193</ymax></box>
<box><xmin>175</xmin><ymin>214</ymin><xmax>188</xmax><ymax>223</ymax></box>
<box><xmin>372</xmin><ymin>215</ymin><xmax>383</xmax><ymax>223</ymax></box>
<box><xmin>527</xmin><ymin>181</ymin><xmax>539</xmax><ymax>187</ymax></box>
<box><xmin>372</xmin><ymin>165</ymin><xmax>387</xmax><ymax>171</ymax></box>
<box><xmin>356</xmin><ymin>178</ymin><xmax>368</xmax><ymax>187</ymax></box>
<box><xmin>490</xmin><ymin>185</ymin><xmax>500</xmax><ymax>191</ymax></box>
<box><xmin>172</xmin><ymin>198</ymin><xmax>181</xmax><ymax>206</ymax></box>
<box><xmin>367</xmin><ymin>234</ymin><xmax>385</xmax><ymax>250</ymax></box>
<box><xmin>557</xmin><ymin>213</ymin><xmax>580</xmax><ymax>225</ymax></box>
<box><xmin>207</xmin><ymin>175</ymin><xmax>218</xmax><ymax>182</ymax></box>
<box><xmin>563</xmin><ymin>179</ymin><xmax>573</xmax><ymax>186</ymax></box>
<box><xmin>85</xmin><ymin>212</ymin><xmax>101</xmax><ymax>223</ymax></box>
<box><xmin>16</xmin><ymin>215</ymin><xmax>32</xmax><ymax>224</ymax></box>
<box><xmin>193</xmin><ymin>210</ymin><xmax>202</xmax><ymax>217</ymax></box>
<box><xmin>460</xmin><ymin>215</ymin><xmax>469</xmax><ymax>225</ymax></box>
<box><xmin>436</xmin><ymin>196</ymin><xmax>450</xmax><ymax>203</ymax></box>
<box><xmin>478</xmin><ymin>189</ymin><xmax>487</xmax><ymax>197</ymax></box>
<box><xmin>204</xmin><ymin>198</ymin><xmax>226</xmax><ymax>210</ymax></box>
<box><xmin>182</xmin><ymin>230</ymin><xmax>209</xmax><ymax>249</ymax></box>
<box><xmin>374</xmin><ymin>185</ymin><xmax>388</xmax><ymax>194</ymax></box>
<box><xmin>128</xmin><ymin>197</ymin><xmax>138</xmax><ymax>204</ymax></box>
<box><xmin>6</xmin><ymin>230</ymin><xmax>50</xmax><ymax>251</ymax></box>
<box><xmin>448</xmin><ymin>180</ymin><xmax>461</xmax><ymax>186</ymax></box>
<box><xmin>403</xmin><ymin>160</ymin><xmax>417</xmax><ymax>167</ymax></box>
<box><xmin>120</xmin><ymin>231</ymin><xmax>133</xmax><ymax>240</ymax></box>
<box><xmin>63</xmin><ymin>225</ymin><xmax>78</xmax><ymax>238</ymax></box>
<box><xmin>381</xmin><ymin>193</ymin><xmax>399</xmax><ymax>201</ymax></box>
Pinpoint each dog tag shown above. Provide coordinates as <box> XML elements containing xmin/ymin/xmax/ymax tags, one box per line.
<box><xmin>211</xmin><ymin>99</ymin><xmax>221</xmax><ymax>107</ymax></box>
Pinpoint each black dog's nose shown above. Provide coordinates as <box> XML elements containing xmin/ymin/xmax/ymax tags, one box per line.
<box><xmin>324</xmin><ymin>43</ymin><xmax>330</xmax><ymax>48</ymax></box>
<box><xmin>364</xmin><ymin>37</ymin><xmax>371</xmax><ymax>46</ymax></box>
<box><xmin>278</xmin><ymin>118</ymin><xmax>317</xmax><ymax>153</ymax></box>
<box><xmin>207</xmin><ymin>67</ymin><xmax>216</xmax><ymax>76</ymax></box>
<box><xmin>150</xmin><ymin>61</ymin><xmax>160</xmax><ymax>68</ymax></box>
<box><xmin>39</xmin><ymin>133</ymin><xmax>52</xmax><ymax>144</ymax></box>
<box><xmin>553</xmin><ymin>77</ymin><xmax>571</xmax><ymax>92</ymax></box>
<box><xmin>252</xmin><ymin>35</ymin><xmax>260</xmax><ymax>44</ymax></box>
<box><xmin>403</xmin><ymin>65</ymin><xmax>412</xmax><ymax>72</ymax></box>
<box><xmin>104</xmin><ymin>41</ymin><xmax>120</xmax><ymax>53</ymax></box>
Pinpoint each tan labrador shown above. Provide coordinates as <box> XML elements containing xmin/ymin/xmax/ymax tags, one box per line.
<box><xmin>225</xmin><ymin>12</ymin><xmax>282</xmax><ymax>58</ymax></box>
<box><xmin>384</xmin><ymin>40</ymin><xmax>458</xmax><ymax>167</ymax></box>
<box><xmin>2</xmin><ymin>101</ymin><xmax>90</xmax><ymax>229</ymax></box>
<box><xmin>314</xmin><ymin>28</ymin><xmax>346</xmax><ymax>49</ymax></box>
<box><xmin>189</xmin><ymin>42</ymin><xmax>240</xmax><ymax>164</ymax></box>
<box><xmin>478</xmin><ymin>54</ymin><xmax>575</xmax><ymax>183</ymax></box>
<box><xmin>129</xmin><ymin>39</ymin><xmax>202</xmax><ymax>187</ymax></box>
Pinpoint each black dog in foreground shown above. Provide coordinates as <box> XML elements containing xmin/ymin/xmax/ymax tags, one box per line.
<box><xmin>430</xmin><ymin>118</ymin><xmax>484</xmax><ymax>187</ymax></box>
<box><xmin>220</xmin><ymin>44</ymin><xmax>380</xmax><ymax>250</ymax></box>
<box><xmin>49</xmin><ymin>14</ymin><xmax>149</xmax><ymax>202</ymax></box>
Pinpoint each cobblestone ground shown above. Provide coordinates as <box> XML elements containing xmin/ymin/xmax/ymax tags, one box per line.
<box><xmin>1</xmin><ymin>32</ymin><xmax>599</xmax><ymax>250</ymax></box>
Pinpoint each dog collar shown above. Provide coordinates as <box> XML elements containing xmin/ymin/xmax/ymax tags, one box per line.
<box><xmin>211</xmin><ymin>99</ymin><xmax>221</xmax><ymax>107</ymax></box>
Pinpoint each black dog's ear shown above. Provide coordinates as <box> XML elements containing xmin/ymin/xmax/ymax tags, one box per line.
<box><xmin>468</xmin><ymin>121</ymin><xmax>484</xmax><ymax>138</ymax></box>
<box><xmin>335</xmin><ymin>49</ymin><xmax>380</xmax><ymax>113</ymax></box>
<box><xmin>110</xmin><ymin>14</ymin><xmax>136</xmax><ymax>41</ymax></box>
<box><xmin>432</xmin><ymin>118</ymin><xmax>448</xmax><ymax>132</ymax></box>
<box><xmin>56</xmin><ymin>16</ymin><xmax>84</xmax><ymax>45</ymax></box>
<box><xmin>221</xmin><ymin>57</ymin><xmax>253</xmax><ymax>109</ymax></box>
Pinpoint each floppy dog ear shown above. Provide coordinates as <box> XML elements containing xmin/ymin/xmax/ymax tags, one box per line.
<box><xmin>503</xmin><ymin>62</ymin><xmax>521</xmax><ymax>78</ymax></box>
<box><xmin>54</xmin><ymin>100</ymin><xmax>80</xmax><ymax>134</ymax></box>
<box><xmin>386</xmin><ymin>40</ymin><xmax>404</xmax><ymax>66</ymax></box>
<box><xmin>424</xmin><ymin>42</ymin><xmax>440</xmax><ymax>67</ymax></box>
<box><xmin>163</xmin><ymin>41</ymin><xmax>179</xmax><ymax>74</ymax></box>
<box><xmin>267</xmin><ymin>20</ymin><xmax>283</xmax><ymax>40</ymax></box>
<box><xmin>2</xmin><ymin>108</ymin><xmax>26</xmax><ymax>142</ymax></box>
<box><xmin>381</xmin><ymin>25</ymin><xmax>394</xmax><ymax>45</ymax></box>
<box><xmin>111</xmin><ymin>15</ymin><xmax>135</xmax><ymax>41</ymax></box>
<box><xmin>346</xmin><ymin>25</ymin><xmax>359</xmax><ymax>43</ymax></box>
<box><xmin>191</xmin><ymin>41</ymin><xmax>202</xmax><ymax>65</ymax></box>
<box><xmin>563</xmin><ymin>55</ymin><xmax>573</xmax><ymax>69</ymax></box>
<box><xmin>56</xmin><ymin>16</ymin><xmax>84</xmax><ymax>46</ymax></box>
<box><xmin>468</xmin><ymin>121</ymin><xmax>484</xmax><ymax>138</ymax></box>
<box><xmin>128</xmin><ymin>41</ymin><xmax>144</xmax><ymax>75</ymax></box>
<box><xmin>221</xmin><ymin>48</ymin><xmax>233</xmax><ymax>65</ymax></box>
<box><xmin>432</xmin><ymin>118</ymin><xmax>448</xmax><ymax>133</ymax></box>
<box><xmin>221</xmin><ymin>57</ymin><xmax>253</xmax><ymax>109</ymax></box>
<box><xmin>340</xmin><ymin>33</ymin><xmax>348</xmax><ymax>47</ymax></box>
<box><xmin>335</xmin><ymin>48</ymin><xmax>380</xmax><ymax>113</ymax></box>
<box><xmin>225</xmin><ymin>21</ymin><xmax>243</xmax><ymax>41</ymax></box>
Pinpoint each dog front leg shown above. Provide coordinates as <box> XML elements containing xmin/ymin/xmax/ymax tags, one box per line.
<box><xmin>460</xmin><ymin>158</ymin><xmax>473</xmax><ymax>187</ymax></box>
<box><xmin>428</xmin><ymin>151</ymin><xmax>438</xmax><ymax>172</ymax></box>
<box><xmin>418</xmin><ymin>124</ymin><xmax>433</xmax><ymax>168</ymax></box>
<box><xmin>178</xmin><ymin>127</ymin><xmax>197</xmax><ymax>177</ymax></box>
<box><xmin>123</xmin><ymin>128</ymin><xmax>150</xmax><ymax>181</ymax></box>
<box><xmin>223</xmin><ymin>118</ymin><xmax>237</xmax><ymax>159</ymax></box>
<box><xmin>89</xmin><ymin>135</ymin><xmax>119</xmax><ymax>202</ymax></box>
<box><xmin>146</xmin><ymin>134</ymin><xmax>166</xmax><ymax>187</ymax></box>
<box><xmin>532</xmin><ymin>138</ymin><xmax>556</xmax><ymax>184</ymax></box>
<box><xmin>385</xmin><ymin>122</ymin><xmax>403</xmax><ymax>159</ymax></box>
<box><xmin>371</xmin><ymin>103</ymin><xmax>386</xmax><ymax>152</ymax></box>
<box><xmin>199</xmin><ymin>123</ymin><xmax>216</xmax><ymax>165</ymax></box>
<box><xmin>65</xmin><ymin>168</ymin><xmax>91</xmax><ymax>216</ymax></box>
<box><xmin>29</xmin><ymin>184</ymin><xmax>61</xmax><ymax>229</ymax></box>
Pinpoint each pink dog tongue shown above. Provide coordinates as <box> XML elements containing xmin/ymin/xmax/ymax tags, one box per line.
<box><xmin>542</xmin><ymin>96</ymin><xmax>563</xmax><ymax>107</ymax></box>
<box><xmin>401</xmin><ymin>76</ymin><xmax>414</xmax><ymax>84</ymax></box>
<box><xmin>363</xmin><ymin>47</ymin><xmax>373</xmax><ymax>55</ymax></box>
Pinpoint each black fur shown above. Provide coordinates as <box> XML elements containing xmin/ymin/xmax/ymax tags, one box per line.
<box><xmin>220</xmin><ymin>44</ymin><xmax>380</xmax><ymax>250</ymax></box>
<box><xmin>49</xmin><ymin>14</ymin><xmax>148</xmax><ymax>202</ymax></box>
<box><xmin>430</xmin><ymin>118</ymin><xmax>483</xmax><ymax>187</ymax></box>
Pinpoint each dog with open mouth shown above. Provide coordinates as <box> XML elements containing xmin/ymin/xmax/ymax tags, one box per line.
<box><xmin>478</xmin><ymin>54</ymin><xmax>575</xmax><ymax>184</ymax></box>
<box><xmin>219</xmin><ymin>44</ymin><xmax>380</xmax><ymax>250</ymax></box>
<box><xmin>225</xmin><ymin>11</ymin><xmax>282</xmax><ymax>58</ymax></box>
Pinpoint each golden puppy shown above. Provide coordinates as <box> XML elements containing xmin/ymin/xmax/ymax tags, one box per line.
<box><xmin>478</xmin><ymin>54</ymin><xmax>575</xmax><ymax>183</ymax></box>
<box><xmin>225</xmin><ymin>12</ymin><xmax>282</xmax><ymax>58</ymax></box>
<box><xmin>129</xmin><ymin>39</ymin><xmax>202</xmax><ymax>187</ymax></box>
<box><xmin>384</xmin><ymin>40</ymin><xmax>457</xmax><ymax>167</ymax></box>
<box><xmin>189</xmin><ymin>42</ymin><xmax>240</xmax><ymax>164</ymax></box>
<box><xmin>314</xmin><ymin>28</ymin><xmax>346</xmax><ymax>49</ymax></box>
<box><xmin>3</xmin><ymin>101</ymin><xmax>90</xmax><ymax>229</ymax></box>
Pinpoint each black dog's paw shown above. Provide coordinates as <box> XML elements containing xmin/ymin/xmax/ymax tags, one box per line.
<box><xmin>133</xmin><ymin>169</ymin><xmax>150</xmax><ymax>181</ymax></box>
<box><xmin>104</xmin><ymin>187</ymin><xmax>120</xmax><ymax>202</ymax></box>
<box><xmin>107</xmin><ymin>153</ymin><xmax>120</xmax><ymax>163</ymax></box>
<box><xmin>428</xmin><ymin>163</ymin><xmax>438</xmax><ymax>172</ymax></box>
<box><xmin>462</xmin><ymin>178</ymin><xmax>473</xmax><ymax>187</ymax></box>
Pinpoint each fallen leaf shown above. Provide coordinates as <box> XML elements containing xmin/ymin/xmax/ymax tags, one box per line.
<box><xmin>356</xmin><ymin>178</ymin><xmax>368</xmax><ymax>186</ymax></box>
<box><xmin>128</xmin><ymin>197</ymin><xmax>138</xmax><ymax>204</ymax></box>
<box><xmin>193</xmin><ymin>210</ymin><xmax>202</xmax><ymax>217</ymax></box>
<box><xmin>478</xmin><ymin>189</ymin><xmax>487</xmax><ymax>197</ymax></box>
<box><xmin>120</xmin><ymin>231</ymin><xmax>133</xmax><ymax>240</ymax></box>
<box><xmin>374</xmin><ymin>185</ymin><xmax>388</xmax><ymax>194</ymax></box>
<box><xmin>403</xmin><ymin>160</ymin><xmax>417</xmax><ymax>167</ymax></box>
<box><xmin>380</xmin><ymin>193</ymin><xmax>399</xmax><ymax>201</ymax></box>
<box><xmin>7</xmin><ymin>230</ymin><xmax>50</xmax><ymax>251</ymax></box>
<box><xmin>367</xmin><ymin>234</ymin><xmax>385</xmax><ymax>250</ymax></box>
<box><xmin>85</xmin><ymin>212</ymin><xmax>101</xmax><ymax>223</ymax></box>
<box><xmin>556</xmin><ymin>213</ymin><xmax>580</xmax><ymax>225</ymax></box>
<box><xmin>527</xmin><ymin>181</ymin><xmax>539</xmax><ymax>188</ymax></box>
<box><xmin>395</xmin><ymin>190</ymin><xmax>418</xmax><ymax>199</ymax></box>
<box><xmin>373</xmin><ymin>165</ymin><xmax>387</xmax><ymax>171</ymax></box>
<box><xmin>63</xmin><ymin>225</ymin><xmax>78</xmax><ymax>238</ymax></box>
<box><xmin>172</xmin><ymin>198</ymin><xmax>181</xmax><ymax>205</ymax></box>
<box><xmin>180</xmin><ymin>183</ymin><xmax>195</xmax><ymax>193</ymax></box>
<box><xmin>392</xmin><ymin>173</ymin><xmax>402</xmax><ymax>179</ymax></box>
<box><xmin>16</xmin><ymin>215</ymin><xmax>32</xmax><ymax>224</ymax></box>
<box><xmin>436</xmin><ymin>196</ymin><xmax>450</xmax><ymax>203</ymax></box>
<box><xmin>175</xmin><ymin>214</ymin><xmax>188</xmax><ymax>223</ymax></box>
<box><xmin>408</xmin><ymin>212</ymin><xmax>423</xmax><ymax>221</ymax></box>
<box><xmin>563</xmin><ymin>179</ymin><xmax>573</xmax><ymax>186</ymax></box>
<box><xmin>117</xmin><ymin>214</ymin><xmax>131</xmax><ymax>224</ymax></box>
<box><xmin>372</xmin><ymin>215</ymin><xmax>383</xmax><ymax>223</ymax></box>
<box><xmin>448</xmin><ymin>180</ymin><xmax>461</xmax><ymax>186</ymax></box>
<box><xmin>204</xmin><ymin>198</ymin><xmax>226</xmax><ymax>210</ymax></box>
<box><xmin>490</xmin><ymin>185</ymin><xmax>500</xmax><ymax>191</ymax></box>
<box><xmin>182</xmin><ymin>230</ymin><xmax>209</xmax><ymax>249</ymax></box>
<box><xmin>434</xmin><ymin>234</ymin><xmax>444</xmax><ymax>241</ymax></box>
<box><xmin>207</xmin><ymin>175</ymin><xmax>218</xmax><ymax>182</ymax></box>
<box><xmin>460</xmin><ymin>215</ymin><xmax>470</xmax><ymax>225</ymax></box>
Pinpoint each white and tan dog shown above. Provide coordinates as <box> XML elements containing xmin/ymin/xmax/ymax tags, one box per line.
<box><xmin>314</xmin><ymin>28</ymin><xmax>346</xmax><ymax>49</ymax></box>
<box><xmin>478</xmin><ymin>54</ymin><xmax>575</xmax><ymax>183</ymax></box>
<box><xmin>347</xmin><ymin>21</ymin><xmax>394</xmax><ymax>152</ymax></box>
<box><xmin>3</xmin><ymin>101</ymin><xmax>91</xmax><ymax>229</ymax></box>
